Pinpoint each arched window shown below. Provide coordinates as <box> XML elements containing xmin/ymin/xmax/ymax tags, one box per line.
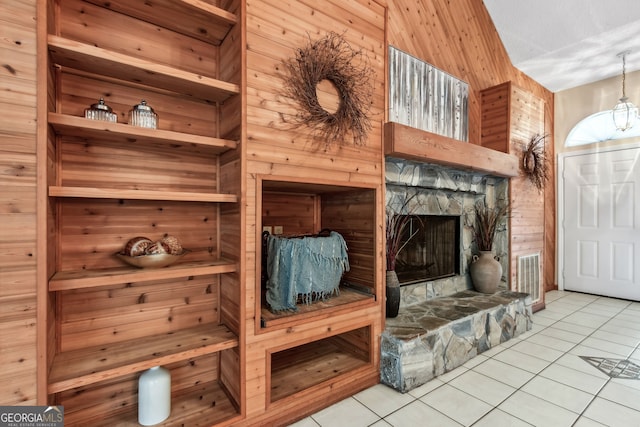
<box><xmin>565</xmin><ymin>110</ymin><xmax>640</xmax><ymax>147</ymax></box>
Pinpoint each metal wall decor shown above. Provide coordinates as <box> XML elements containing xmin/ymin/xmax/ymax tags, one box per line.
<box><xmin>281</xmin><ymin>32</ymin><xmax>374</xmax><ymax>147</ymax></box>
<box><xmin>389</xmin><ymin>46</ymin><xmax>469</xmax><ymax>142</ymax></box>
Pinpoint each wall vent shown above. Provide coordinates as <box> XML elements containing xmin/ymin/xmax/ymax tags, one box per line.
<box><xmin>517</xmin><ymin>253</ymin><xmax>541</xmax><ymax>304</ymax></box>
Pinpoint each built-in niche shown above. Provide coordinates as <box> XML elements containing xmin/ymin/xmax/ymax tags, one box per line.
<box><xmin>258</xmin><ymin>177</ymin><xmax>378</xmax><ymax>329</ymax></box>
<box><xmin>269</xmin><ymin>325</ymin><xmax>371</xmax><ymax>403</ymax></box>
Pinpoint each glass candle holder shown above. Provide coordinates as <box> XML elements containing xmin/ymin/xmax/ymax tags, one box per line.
<box><xmin>84</xmin><ymin>98</ymin><xmax>117</xmax><ymax>122</ymax></box>
<box><xmin>128</xmin><ymin>100</ymin><xmax>158</xmax><ymax>129</ymax></box>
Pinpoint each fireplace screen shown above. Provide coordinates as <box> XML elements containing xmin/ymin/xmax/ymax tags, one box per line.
<box><xmin>395</xmin><ymin>215</ymin><xmax>460</xmax><ymax>284</ymax></box>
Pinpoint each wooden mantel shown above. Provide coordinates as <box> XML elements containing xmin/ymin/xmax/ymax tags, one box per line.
<box><xmin>384</xmin><ymin>122</ymin><xmax>519</xmax><ymax>177</ymax></box>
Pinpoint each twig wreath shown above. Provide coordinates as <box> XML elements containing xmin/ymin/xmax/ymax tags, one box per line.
<box><xmin>522</xmin><ymin>134</ymin><xmax>550</xmax><ymax>192</ymax></box>
<box><xmin>281</xmin><ymin>32</ymin><xmax>374</xmax><ymax>147</ymax></box>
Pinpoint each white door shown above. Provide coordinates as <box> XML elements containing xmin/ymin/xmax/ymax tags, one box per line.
<box><xmin>562</xmin><ymin>146</ymin><xmax>640</xmax><ymax>300</ymax></box>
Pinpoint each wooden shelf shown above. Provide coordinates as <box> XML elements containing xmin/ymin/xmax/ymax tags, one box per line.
<box><xmin>48</xmin><ymin>323</ymin><xmax>238</xmax><ymax>393</ymax></box>
<box><xmin>270</xmin><ymin>336</ymin><xmax>370</xmax><ymax>402</ymax></box>
<box><xmin>384</xmin><ymin>121</ymin><xmax>520</xmax><ymax>177</ymax></box>
<box><xmin>260</xmin><ymin>287</ymin><xmax>375</xmax><ymax>329</ymax></box>
<box><xmin>49</xmin><ymin>258</ymin><xmax>237</xmax><ymax>291</ymax></box>
<box><xmin>49</xmin><ymin>186</ymin><xmax>238</xmax><ymax>203</ymax></box>
<box><xmin>77</xmin><ymin>380</ymin><xmax>240</xmax><ymax>427</ymax></box>
<box><xmin>84</xmin><ymin>0</ymin><xmax>237</xmax><ymax>46</ymax></box>
<box><xmin>49</xmin><ymin>113</ymin><xmax>237</xmax><ymax>153</ymax></box>
<box><xmin>44</xmin><ymin>1</ymin><xmax>244</xmax><ymax>425</ymax></box>
<box><xmin>48</xmin><ymin>35</ymin><xmax>240</xmax><ymax>103</ymax></box>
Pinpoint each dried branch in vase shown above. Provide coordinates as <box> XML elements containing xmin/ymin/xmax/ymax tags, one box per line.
<box><xmin>473</xmin><ymin>200</ymin><xmax>511</xmax><ymax>252</ymax></box>
<box><xmin>385</xmin><ymin>193</ymin><xmax>422</xmax><ymax>271</ymax></box>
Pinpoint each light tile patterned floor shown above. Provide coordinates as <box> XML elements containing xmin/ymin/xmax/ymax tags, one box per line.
<box><xmin>290</xmin><ymin>290</ymin><xmax>640</xmax><ymax>427</ymax></box>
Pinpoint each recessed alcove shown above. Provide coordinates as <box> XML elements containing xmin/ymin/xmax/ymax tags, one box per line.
<box><xmin>258</xmin><ymin>176</ymin><xmax>378</xmax><ymax>330</ymax></box>
<box><xmin>269</xmin><ymin>326</ymin><xmax>371</xmax><ymax>402</ymax></box>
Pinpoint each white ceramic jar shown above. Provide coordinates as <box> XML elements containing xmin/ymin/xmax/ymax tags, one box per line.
<box><xmin>138</xmin><ymin>366</ymin><xmax>171</xmax><ymax>425</ymax></box>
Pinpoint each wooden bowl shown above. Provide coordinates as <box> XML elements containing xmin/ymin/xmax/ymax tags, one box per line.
<box><xmin>116</xmin><ymin>250</ymin><xmax>189</xmax><ymax>268</ymax></box>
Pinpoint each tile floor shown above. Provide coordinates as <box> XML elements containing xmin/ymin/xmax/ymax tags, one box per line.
<box><xmin>291</xmin><ymin>290</ymin><xmax>640</xmax><ymax>427</ymax></box>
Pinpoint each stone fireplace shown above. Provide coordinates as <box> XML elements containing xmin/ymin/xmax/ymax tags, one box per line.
<box><xmin>386</xmin><ymin>157</ymin><xmax>510</xmax><ymax>307</ymax></box>
<box><xmin>394</xmin><ymin>214</ymin><xmax>461</xmax><ymax>284</ymax></box>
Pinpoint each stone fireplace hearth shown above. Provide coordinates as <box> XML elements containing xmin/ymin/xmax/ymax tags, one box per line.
<box><xmin>380</xmin><ymin>289</ymin><xmax>532</xmax><ymax>392</ymax></box>
<box><xmin>386</xmin><ymin>157</ymin><xmax>510</xmax><ymax>308</ymax></box>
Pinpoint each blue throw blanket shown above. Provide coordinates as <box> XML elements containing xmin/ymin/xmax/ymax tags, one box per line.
<box><xmin>266</xmin><ymin>231</ymin><xmax>350</xmax><ymax>312</ymax></box>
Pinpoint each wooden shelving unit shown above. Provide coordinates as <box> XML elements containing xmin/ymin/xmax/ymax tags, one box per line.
<box><xmin>49</xmin><ymin>186</ymin><xmax>238</xmax><ymax>202</ymax></box>
<box><xmin>83</xmin><ymin>0</ymin><xmax>238</xmax><ymax>44</ymax></box>
<box><xmin>43</xmin><ymin>0</ymin><xmax>243</xmax><ymax>425</ymax></box>
<box><xmin>48</xmin><ymin>323</ymin><xmax>238</xmax><ymax>393</ymax></box>
<box><xmin>269</xmin><ymin>327</ymin><xmax>371</xmax><ymax>402</ymax></box>
<box><xmin>259</xmin><ymin>180</ymin><xmax>379</xmax><ymax>331</ymax></box>
<box><xmin>260</xmin><ymin>287</ymin><xmax>374</xmax><ymax>329</ymax></box>
<box><xmin>38</xmin><ymin>1</ymin><xmax>383</xmax><ymax>425</ymax></box>
<box><xmin>48</xmin><ymin>113</ymin><xmax>238</xmax><ymax>152</ymax></box>
<box><xmin>49</xmin><ymin>257</ymin><xmax>237</xmax><ymax>291</ymax></box>
<box><xmin>257</xmin><ymin>178</ymin><xmax>380</xmax><ymax>420</ymax></box>
<box><xmin>48</xmin><ymin>35</ymin><xmax>240</xmax><ymax>102</ymax></box>
<box><xmin>91</xmin><ymin>380</ymin><xmax>239</xmax><ymax>427</ymax></box>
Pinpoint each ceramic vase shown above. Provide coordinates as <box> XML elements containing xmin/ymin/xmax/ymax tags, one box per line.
<box><xmin>138</xmin><ymin>366</ymin><xmax>171</xmax><ymax>425</ymax></box>
<box><xmin>470</xmin><ymin>251</ymin><xmax>502</xmax><ymax>294</ymax></box>
<box><xmin>386</xmin><ymin>270</ymin><xmax>401</xmax><ymax>318</ymax></box>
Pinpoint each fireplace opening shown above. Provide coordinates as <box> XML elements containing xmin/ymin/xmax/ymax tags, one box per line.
<box><xmin>395</xmin><ymin>215</ymin><xmax>461</xmax><ymax>285</ymax></box>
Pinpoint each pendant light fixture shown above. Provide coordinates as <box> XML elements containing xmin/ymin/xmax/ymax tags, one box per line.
<box><xmin>612</xmin><ymin>50</ymin><xmax>639</xmax><ymax>131</ymax></box>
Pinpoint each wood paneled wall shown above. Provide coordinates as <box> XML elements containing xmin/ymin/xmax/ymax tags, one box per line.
<box><xmin>386</xmin><ymin>0</ymin><xmax>556</xmax><ymax>292</ymax></box>
<box><xmin>0</xmin><ymin>0</ymin><xmax>38</xmax><ymax>405</ymax></box>
<box><xmin>480</xmin><ymin>82</ymin><xmax>546</xmax><ymax>307</ymax></box>
<box><xmin>1</xmin><ymin>0</ymin><xmax>557</xmax><ymax>412</ymax></box>
<box><xmin>244</xmin><ymin>0</ymin><xmax>386</xmax><ymax>423</ymax></box>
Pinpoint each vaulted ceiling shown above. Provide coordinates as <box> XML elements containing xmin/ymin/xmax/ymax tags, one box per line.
<box><xmin>483</xmin><ymin>0</ymin><xmax>640</xmax><ymax>92</ymax></box>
